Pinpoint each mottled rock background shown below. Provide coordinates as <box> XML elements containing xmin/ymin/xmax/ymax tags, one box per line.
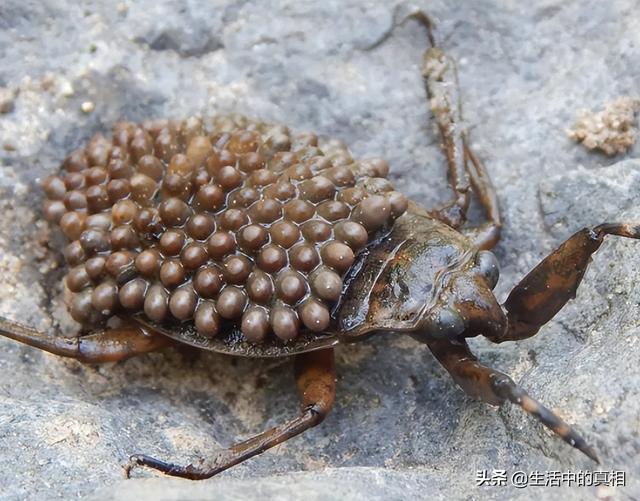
<box><xmin>1</xmin><ymin>1</ymin><xmax>639</xmax><ymax>499</ymax></box>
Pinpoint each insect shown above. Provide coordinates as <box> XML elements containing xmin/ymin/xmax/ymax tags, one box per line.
<box><xmin>0</xmin><ymin>12</ymin><xmax>636</xmax><ymax>481</ymax></box>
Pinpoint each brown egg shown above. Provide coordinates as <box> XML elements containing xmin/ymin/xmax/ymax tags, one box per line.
<box><xmin>85</xmin><ymin>167</ymin><xmax>108</xmax><ymax>186</ymax></box>
<box><xmin>110</xmin><ymin>225</ymin><xmax>140</xmax><ymax>250</ymax></box>
<box><xmin>119</xmin><ymin>278</ymin><xmax>148</xmax><ymax>311</ymax></box>
<box><xmin>216</xmin><ymin>166</ymin><xmax>242</xmax><ymax>191</ymax></box>
<box><xmin>256</xmin><ymin>244</ymin><xmax>288</xmax><ymax>273</ymax></box>
<box><xmin>43</xmin><ymin>176</ymin><xmax>66</xmax><ymax>200</ymax></box>
<box><xmin>269</xmin><ymin>220</ymin><xmax>300</xmax><ymax>248</ymax></box>
<box><xmin>317</xmin><ymin>200</ymin><xmax>350</xmax><ymax>221</ymax></box>
<box><xmin>321</xmin><ymin>241</ymin><xmax>355</xmax><ymax>272</ymax></box>
<box><xmin>159</xmin><ymin>197</ymin><xmax>191</xmax><ymax>227</ymax></box>
<box><xmin>249</xmin><ymin>199</ymin><xmax>282</xmax><ymax>223</ymax></box>
<box><xmin>263</xmin><ymin>180</ymin><xmax>296</xmax><ymax>201</ymax></box>
<box><xmin>85</xmin><ymin>213</ymin><xmax>112</xmax><ymax>231</ymax></box>
<box><xmin>386</xmin><ymin>191</ymin><xmax>409</xmax><ymax>217</ymax></box>
<box><xmin>63</xmin><ymin>190</ymin><xmax>87</xmax><ymax>211</ymax></box>
<box><xmin>238</xmin><ymin>224</ymin><xmax>268</xmax><ymax>252</ymax></box>
<box><xmin>85</xmin><ymin>256</ymin><xmax>106</xmax><ymax>281</ymax></box>
<box><xmin>353</xmin><ymin>195</ymin><xmax>391</xmax><ymax>231</ymax></box>
<box><xmin>144</xmin><ymin>284</ymin><xmax>169</xmax><ymax>322</ymax></box>
<box><xmin>300</xmin><ymin>220</ymin><xmax>332</xmax><ymax>242</ymax></box>
<box><xmin>137</xmin><ymin>154</ymin><xmax>164</xmax><ymax>181</ymax></box>
<box><xmin>180</xmin><ymin>243</ymin><xmax>209</xmax><ymax>270</ymax></box>
<box><xmin>219</xmin><ymin>208</ymin><xmax>248</xmax><ymax>231</ymax></box>
<box><xmin>168</xmin><ymin>153</ymin><xmax>195</xmax><ymax>179</ymax></box>
<box><xmin>194</xmin><ymin>301</ymin><xmax>220</xmax><ymax>337</ymax></box>
<box><xmin>227</xmin><ymin>131</ymin><xmax>260</xmax><ymax>154</ymax></box>
<box><xmin>64</xmin><ymin>241</ymin><xmax>86</xmax><ymax>266</ymax></box>
<box><xmin>271</xmin><ymin>305</ymin><xmax>300</xmax><ymax>341</ymax></box>
<box><xmin>310</xmin><ymin>266</ymin><xmax>343</xmax><ymax>302</ymax></box>
<box><xmin>130</xmin><ymin>173</ymin><xmax>158</xmax><ymax>205</ymax></box>
<box><xmin>160</xmin><ymin>260</ymin><xmax>186</xmax><ymax>288</ymax></box>
<box><xmin>195</xmin><ymin>184</ymin><xmax>225</xmax><ymax>212</ymax></box>
<box><xmin>216</xmin><ymin>286</ymin><xmax>247</xmax><ymax>319</ymax></box>
<box><xmin>283</xmin><ymin>200</ymin><xmax>315</xmax><ymax>223</ymax></box>
<box><xmin>186</xmin><ymin>213</ymin><xmax>216</xmax><ymax>240</ymax></box>
<box><xmin>70</xmin><ymin>291</ymin><xmax>101</xmax><ymax>325</ymax></box>
<box><xmin>269</xmin><ymin>151</ymin><xmax>298</xmax><ymax>172</ymax></box>
<box><xmin>323</xmin><ymin>166</ymin><xmax>355</xmax><ymax>187</ymax></box>
<box><xmin>241</xmin><ymin>306</ymin><xmax>270</xmax><ymax>343</ymax></box>
<box><xmin>246</xmin><ymin>271</ymin><xmax>274</xmax><ymax>304</ymax></box>
<box><xmin>154</xmin><ymin>129</ymin><xmax>178</xmax><ymax>163</ymax></box>
<box><xmin>134</xmin><ymin>208</ymin><xmax>162</xmax><ymax>236</ymax></box>
<box><xmin>299</xmin><ymin>175</ymin><xmax>336</xmax><ymax>203</ymax></box>
<box><xmin>64</xmin><ymin>172</ymin><xmax>85</xmax><ymax>190</ymax></box>
<box><xmin>107</xmin><ymin>179</ymin><xmax>131</xmax><ymax>203</ymax></box>
<box><xmin>43</xmin><ymin>200</ymin><xmax>66</xmax><ymax>223</ymax></box>
<box><xmin>60</xmin><ymin>212</ymin><xmax>87</xmax><ymax>241</ymax></box>
<box><xmin>86</xmin><ymin>185</ymin><xmax>111</xmax><ymax>213</ymax></box>
<box><xmin>79</xmin><ymin>229</ymin><xmax>111</xmax><ymax>254</ymax></box>
<box><xmin>130</xmin><ymin>131</ymin><xmax>153</xmax><ymax>162</ymax></box>
<box><xmin>334</xmin><ymin>221</ymin><xmax>368</xmax><ymax>249</ymax></box>
<box><xmin>162</xmin><ymin>172</ymin><xmax>192</xmax><ymax>200</ymax></box>
<box><xmin>222</xmin><ymin>255</ymin><xmax>252</xmax><ymax>284</ymax></box>
<box><xmin>169</xmin><ymin>286</ymin><xmax>198</xmax><ymax>320</ymax></box>
<box><xmin>298</xmin><ymin>298</ymin><xmax>330</xmax><ymax>332</ymax></box>
<box><xmin>230</xmin><ymin>187</ymin><xmax>259</xmax><ymax>208</ymax></box>
<box><xmin>159</xmin><ymin>230</ymin><xmax>186</xmax><ymax>256</ymax></box>
<box><xmin>64</xmin><ymin>149</ymin><xmax>88</xmax><ymax>172</ymax></box>
<box><xmin>194</xmin><ymin>266</ymin><xmax>223</xmax><ymax>298</ymax></box>
<box><xmin>105</xmin><ymin>251</ymin><xmax>136</xmax><ymax>279</ymax></box>
<box><xmin>249</xmin><ymin>169</ymin><xmax>277</xmax><ymax>187</ymax></box>
<box><xmin>207</xmin><ymin>231</ymin><xmax>236</xmax><ymax>260</ymax></box>
<box><xmin>239</xmin><ymin>152</ymin><xmax>265</xmax><ymax>172</ymax></box>
<box><xmin>289</xmin><ymin>243</ymin><xmax>320</xmax><ymax>272</ymax></box>
<box><xmin>107</xmin><ymin>158</ymin><xmax>133</xmax><ymax>180</ymax></box>
<box><xmin>86</xmin><ymin>135</ymin><xmax>111</xmax><ymax>167</ymax></box>
<box><xmin>112</xmin><ymin>200</ymin><xmax>139</xmax><ymax>225</ymax></box>
<box><xmin>66</xmin><ymin>266</ymin><xmax>91</xmax><ymax>293</ymax></box>
<box><xmin>338</xmin><ymin>186</ymin><xmax>366</xmax><ymax>206</ymax></box>
<box><xmin>186</xmin><ymin>136</ymin><xmax>213</xmax><ymax>167</ymax></box>
<box><xmin>286</xmin><ymin>163</ymin><xmax>313</xmax><ymax>181</ymax></box>
<box><xmin>135</xmin><ymin>249</ymin><xmax>162</xmax><ymax>277</ymax></box>
<box><xmin>360</xmin><ymin>157</ymin><xmax>390</xmax><ymax>177</ymax></box>
<box><xmin>91</xmin><ymin>281</ymin><xmax>119</xmax><ymax>315</ymax></box>
<box><xmin>276</xmin><ymin>270</ymin><xmax>307</xmax><ymax>304</ymax></box>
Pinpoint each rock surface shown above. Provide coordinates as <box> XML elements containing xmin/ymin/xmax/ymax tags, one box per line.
<box><xmin>1</xmin><ymin>0</ymin><xmax>639</xmax><ymax>499</ymax></box>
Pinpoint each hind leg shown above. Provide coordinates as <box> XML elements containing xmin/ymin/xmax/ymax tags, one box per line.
<box><xmin>126</xmin><ymin>348</ymin><xmax>336</xmax><ymax>480</ymax></box>
<box><xmin>0</xmin><ymin>316</ymin><xmax>172</xmax><ymax>363</ymax></box>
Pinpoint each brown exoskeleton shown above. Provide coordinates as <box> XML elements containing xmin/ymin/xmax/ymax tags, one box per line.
<box><xmin>0</xmin><ymin>12</ymin><xmax>636</xmax><ymax>480</ymax></box>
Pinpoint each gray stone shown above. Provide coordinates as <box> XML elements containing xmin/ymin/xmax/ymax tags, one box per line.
<box><xmin>1</xmin><ymin>0</ymin><xmax>640</xmax><ymax>499</ymax></box>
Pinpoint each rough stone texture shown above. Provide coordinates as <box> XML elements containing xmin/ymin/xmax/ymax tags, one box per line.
<box><xmin>1</xmin><ymin>1</ymin><xmax>639</xmax><ymax>499</ymax></box>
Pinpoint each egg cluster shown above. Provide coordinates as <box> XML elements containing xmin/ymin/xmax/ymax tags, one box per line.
<box><xmin>42</xmin><ymin>114</ymin><xmax>408</xmax><ymax>343</ymax></box>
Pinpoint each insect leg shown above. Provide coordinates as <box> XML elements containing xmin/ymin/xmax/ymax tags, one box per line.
<box><xmin>461</xmin><ymin>140</ymin><xmax>502</xmax><ymax>250</ymax></box>
<box><xmin>0</xmin><ymin>316</ymin><xmax>171</xmax><ymax>362</ymax></box>
<box><xmin>416</xmin><ymin>13</ymin><xmax>471</xmax><ymax>229</ymax></box>
<box><xmin>125</xmin><ymin>348</ymin><xmax>336</xmax><ymax>480</ymax></box>
<box><xmin>411</xmin><ymin>11</ymin><xmax>501</xmax><ymax>241</ymax></box>
<box><xmin>490</xmin><ymin>223</ymin><xmax>640</xmax><ymax>342</ymax></box>
<box><xmin>427</xmin><ymin>337</ymin><xmax>599</xmax><ymax>462</ymax></box>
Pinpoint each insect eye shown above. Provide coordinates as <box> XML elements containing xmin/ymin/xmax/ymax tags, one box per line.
<box><xmin>476</xmin><ymin>251</ymin><xmax>499</xmax><ymax>289</ymax></box>
<box><xmin>429</xmin><ymin>308</ymin><xmax>465</xmax><ymax>340</ymax></box>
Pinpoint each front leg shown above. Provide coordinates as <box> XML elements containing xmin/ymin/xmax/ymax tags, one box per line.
<box><xmin>126</xmin><ymin>348</ymin><xmax>336</xmax><ymax>480</ymax></box>
<box><xmin>427</xmin><ymin>337</ymin><xmax>598</xmax><ymax>462</ymax></box>
<box><xmin>489</xmin><ymin>223</ymin><xmax>640</xmax><ymax>342</ymax></box>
